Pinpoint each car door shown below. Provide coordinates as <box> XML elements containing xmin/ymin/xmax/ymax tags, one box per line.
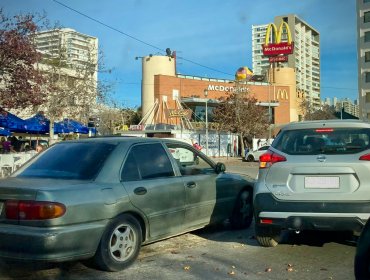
<box><xmin>120</xmin><ymin>143</ymin><xmax>185</xmax><ymax>239</ymax></box>
<box><xmin>165</xmin><ymin>142</ymin><xmax>233</xmax><ymax>229</ymax></box>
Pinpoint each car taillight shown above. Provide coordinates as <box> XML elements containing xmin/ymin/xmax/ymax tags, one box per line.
<box><xmin>360</xmin><ymin>154</ymin><xmax>370</xmax><ymax>161</ymax></box>
<box><xmin>259</xmin><ymin>150</ymin><xmax>286</xmax><ymax>169</ymax></box>
<box><xmin>5</xmin><ymin>200</ymin><xmax>66</xmax><ymax>220</ymax></box>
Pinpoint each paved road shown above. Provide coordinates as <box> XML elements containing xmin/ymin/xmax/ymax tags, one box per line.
<box><xmin>0</xmin><ymin>157</ymin><xmax>357</xmax><ymax>279</ymax></box>
<box><xmin>0</xmin><ymin>226</ymin><xmax>356</xmax><ymax>280</ymax></box>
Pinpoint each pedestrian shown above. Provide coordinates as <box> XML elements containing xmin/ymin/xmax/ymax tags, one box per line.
<box><xmin>2</xmin><ymin>137</ymin><xmax>14</xmax><ymax>153</ymax></box>
<box><xmin>193</xmin><ymin>142</ymin><xmax>202</xmax><ymax>151</ymax></box>
<box><xmin>244</xmin><ymin>145</ymin><xmax>249</xmax><ymax>159</ymax></box>
<box><xmin>36</xmin><ymin>144</ymin><xmax>45</xmax><ymax>153</ymax></box>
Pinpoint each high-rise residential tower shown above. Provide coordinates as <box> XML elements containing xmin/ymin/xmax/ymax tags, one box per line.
<box><xmin>357</xmin><ymin>0</ymin><xmax>370</xmax><ymax>120</ymax></box>
<box><xmin>252</xmin><ymin>14</ymin><xmax>321</xmax><ymax>108</ymax></box>
<box><xmin>34</xmin><ymin>28</ymin><xmax>98</xmax><ymax>69</ymax></box>
<box><xmin>32</xmin><ymin>28</ymin><xmax>99</xmax><ymax>121</ymax></box>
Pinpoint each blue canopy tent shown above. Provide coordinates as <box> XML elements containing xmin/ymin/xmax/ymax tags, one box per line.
<box><xmin>23</xmin><ymin>113</ymin><xmax>49</xmax><ymax>134</ymax></box>
<box><xmin>60</xmin><ymin>119</ymin><xmax>90</xmax><ymax>134</ymax></box>
<box><xmin>54</xmin><ymin>121</ymin><xmax>71</xmax><ymax>134</ymax></box>
<box><xmin>2</xmin><ymin>112</ymin><xmax>91</xmax><ymax>135</ymax></box>
<box><xmin>0</xmin><ymin>127</ymin><xmax>11</xmax><ymax>136</ymax></box>
<box><xmin>0</xmin><ymin>110</ymin><xmax>26</xmax><ymax>133</ymax></box>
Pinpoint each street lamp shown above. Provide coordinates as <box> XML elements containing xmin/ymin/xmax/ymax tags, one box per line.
<box><xmin>204</xmin><ymin>89</ymin><xmax>209</xmax><ymax>156</ymax></box>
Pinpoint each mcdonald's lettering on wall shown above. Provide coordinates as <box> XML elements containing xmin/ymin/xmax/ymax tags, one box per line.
<box><xmin>263</xmin><ymin>21</ymin><xmax>294</xmax><ymax>56</ymax></box>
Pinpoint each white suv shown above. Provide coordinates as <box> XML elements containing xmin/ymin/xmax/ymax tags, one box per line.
<box><xmin>254</xmin><ymin>120</ymin><xmax>370</xmax><ymax>247</ymax></box>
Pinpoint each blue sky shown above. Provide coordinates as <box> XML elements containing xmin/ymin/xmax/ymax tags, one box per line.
<box><xmin>3</xmin><ymin>0</ymin><xmax>357</xmax><ymax>108</ymax></box>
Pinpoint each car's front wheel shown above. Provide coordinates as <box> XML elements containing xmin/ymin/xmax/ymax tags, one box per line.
<box><xmin>255</xmin><ymin>224</ymin><xmax>281</xmax><ymax>247</ymax></box>
<box><xmin>93</xmin><ymin>214</ymin><xmax>142</xmax><ymax>272</ymax></box>
<box><xmin>230</xmin><ymin>189</ymin><xmax>253</xmax><ymax>229</ymax></box>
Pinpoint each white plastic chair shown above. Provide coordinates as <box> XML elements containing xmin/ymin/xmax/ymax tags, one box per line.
<box><xmin>0</xmin><ymin>154</ymin><xmax>15</xmax><ymax>177</ymax></box>
<box><xmin>13</xmin><ymin>154</ymin><xmax>26</xmax><ymax>170</ymax></box>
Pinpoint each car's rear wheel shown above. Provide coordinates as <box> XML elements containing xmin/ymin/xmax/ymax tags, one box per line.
<box><xmin>93</xmin><ymin>214</ymin><xmax>142</xmax><ymax>272</ymax></box>
<box><xmin>230</xmin><ymin>189</ymin><xmax>253</xmax><ymax>229</ymax></box>
<box><xmin>247</xmin><ymin>155</ymin><xmax>254</xmax><ymax>162</ymax></box>
<box><xmin>255</xmin><ymin>224</ymin><xmax>281</xmax><ymax>247</ymax></box>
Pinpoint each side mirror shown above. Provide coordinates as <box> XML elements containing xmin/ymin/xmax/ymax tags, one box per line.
<box><xmin>215</xmin><ymin>162</ymin><xmax>226</xmax><ymax>174</ymax></box>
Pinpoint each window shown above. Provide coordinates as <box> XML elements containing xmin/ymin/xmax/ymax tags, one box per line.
<box><xmin>121</xmin><ymin>143</ymin><xmax>174</xmax><ymax>181</ymax></box>
<box><xmin>272</xmin><ymin>128</ymin><xmax>370</xmax><ymax>155</ymax></box>
<box><xmin>365</xmin><ymin>31</ymin><xmax>370</xmax><ymax>42</ymax></box>
<box><xmin>366</xmin><ymin>51</ymin><xmax>370</xmax><ymax>62</ymax></box>
<box><xmin>366</xmin><ymin>72</ymin><xmax>370</xmax><ymax>83</ymax></box>
<box><xmin>366</xmin><ymin>92</ymin><xmax>370</xmax><ymax>103</ymax></box>
<box><xmin>18</xmin><ymin>142</ymin><xmax>116</xmax><ymax>180</ymax></box>
<box><xmin>365</xmin><ymin>11</ymin><xmax>370</xmax><ymax>23</ymax></box>
<box><xmin>166</xmin><ymin>143</ymin><xmax>215</xmax><ymax>176</ymax></box>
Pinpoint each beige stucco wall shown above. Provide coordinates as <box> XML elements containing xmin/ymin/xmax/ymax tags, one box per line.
<box><xmin>142</xmin><ymin>55</ymin><xmax>176</xmax><ymax>124</ymax></box>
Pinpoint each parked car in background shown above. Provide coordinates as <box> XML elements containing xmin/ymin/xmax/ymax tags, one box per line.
<box><xmin>245</xmin><ymin>145</ymin><xmax>270</xmax><ymax>162</ymax></box>
<box><xmin>254</xmin><ymin>120</ymin><xmax>370</xmax><ymax>247</ymax></box>
<box><xmin>0</xmin><ymin>137</ymin><xmax>254</xmax><ymax>271</ymax></box>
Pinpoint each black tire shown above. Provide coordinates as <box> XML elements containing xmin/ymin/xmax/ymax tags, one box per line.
<box><xmin>93</xmin><ymin>214</ymin><xmax>142</xmax><ymax>272</ymax></box>
<box><xmin>230</xmin><ymin>190</ymin><xmax>253</xmax><ymax>229</ymax></box>
<box><xmin>246</xmin><ymin>155</ymin><xmax>254</xmax><ymax>162</ymax></box>
<box><xmin>255</xmin><ymin>224</ymin><xmax>281</xmax><ymax>247</ymax></box>
<box><xmin>355</xmin><ymin>219</ymin><xmax>370</xmax><ymax>280</ymax></box>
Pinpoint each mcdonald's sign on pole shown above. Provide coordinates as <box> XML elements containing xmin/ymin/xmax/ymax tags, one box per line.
<box><xmin>262</xmin><ymin>21</ymin><xmax>294</xmax><ymax>57</ymax></box>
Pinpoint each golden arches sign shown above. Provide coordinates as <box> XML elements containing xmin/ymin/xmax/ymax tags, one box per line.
<box><xmin>275</xmin><ymin>89</ymin><xmax>288</xmax><ymax>100</ymax></box>
<box><xmin>263</xmin><ymin>21</ymin><xmax>294</xmax><ymax>57</ymax></box>
<box><xmin>265</xmin><ymin>22</ymin><xmax>293</xmax><ymax>46</ymax></box>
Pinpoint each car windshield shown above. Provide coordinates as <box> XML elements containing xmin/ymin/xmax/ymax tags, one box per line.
<box><xmin>272</xmin><ymin>128</ymin><xmax>370</xmax><ymax>155</ymax></box>
<box><xmin>17</xmin><ymin>142</ymin><xmax>117</xmax><ymax>180</ymax></box>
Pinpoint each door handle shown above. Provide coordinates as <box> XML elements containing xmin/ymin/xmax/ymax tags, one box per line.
<box><xmin>185</xmin><ymin>181</ymin><xmax>197</xmax><ymax>189</ymax></box>
<box><xmin>134</xmin><ymin>187</ymin><xmax>147</xmax><ymax>195</ymax></box>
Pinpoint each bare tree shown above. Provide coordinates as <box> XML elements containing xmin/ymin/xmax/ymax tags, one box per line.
<box><xmin>213</xmin><ymin>89</ymin><xmax>270</xmax><ymax>156</ymax></box>
<box><xmin>96</xmin><ymin>105</ymin><xmax>140</xmax><ymax>135</ymax></box>
<box><xmin>35</xmin><ymin>29</ymin><xmax>112</xmax><ymax>141</ymax></box>
<box><xmin>300</xmin><ymin>99</ymin><xmax>337</xmax><ymax>121</ymax></box>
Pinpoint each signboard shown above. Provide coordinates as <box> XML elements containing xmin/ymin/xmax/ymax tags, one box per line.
<box><xmin>263</xmin><ymin>42</ymin><xmax>294</xmax><ymax>56</ymax></box>
<box><xmin>168</xmin><ymin>109</ymin><xmax>191</xmax><ymax>118</ymax></box>
<box><xmin>129</xmin><ymin>124</ymin><xmax>144</xmax><ymax>131</ymax></box>
<box><xmin>269</xmin><ymin>56</ymin><xmax>289</xmax><ymax>63</ymax></box>
<box><xmin>262</xmin><ymin>21</ymin><xmax>294</xmax><ymax>59</ymax></box>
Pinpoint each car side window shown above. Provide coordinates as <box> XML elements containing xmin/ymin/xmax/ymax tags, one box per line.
<box><xmin>166</xmin><ymin>143</ymin><xmax>215</xmax><ymax>176</ymax></box>
<box><xmin>121</xmin><ymin>143</ymin><xmax>175</xmax><ymax>182</ymax></box>
<box><xmin>121</xmin><ymin>152</ymin><xmax>140</xmax><ymax>182</ymax></box>
<box><xmin>259</xmin><ymin>146</ymin><xmax>269</xmax><ymax>151</ymax></box>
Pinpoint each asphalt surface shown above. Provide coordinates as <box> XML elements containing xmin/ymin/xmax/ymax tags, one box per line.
<box><xmin>0</xmin><ymin>157</ymin><xmax>357</xmax><ymax>280</ymax></box>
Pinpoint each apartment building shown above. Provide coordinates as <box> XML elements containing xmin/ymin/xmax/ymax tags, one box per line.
<box><xmin>323</xmin><ymin>97</ymin><xmax>359</xmax><ymax>118</ymax></box>
<box><xmin>31</xmin><ymin>28</ymin><xmax>99</xmax><ymax>122</ymax></box>
<box><xmin>252</xmin><ymin>14</ymin><xmax>321</xmax><ymax>108</ymax></box>
<box><xmin>34</xmin><ymin>28</ymin><xmax>98</xmax><ymax>69</ymax></box>
<box><xmin>357</xmin><ymin>0</ymin><xmax>370</xmax><ymax>120</ymax></box>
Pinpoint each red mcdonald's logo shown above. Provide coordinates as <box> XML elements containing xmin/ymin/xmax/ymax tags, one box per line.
<box><xmin>263</xmin><ymin>21</ymin><xmax>294</xmax><ymax>57</ymax></box>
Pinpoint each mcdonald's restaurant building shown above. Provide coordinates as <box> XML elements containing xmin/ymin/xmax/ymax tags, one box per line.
<box><xmin>137</xmin><ymin>55</ymin><xmax>302</xmax><ymax>138</ymax></box>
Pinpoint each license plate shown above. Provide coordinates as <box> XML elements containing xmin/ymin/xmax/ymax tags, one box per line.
<box><xmin>304</xmin><ymin>176</ymin><xmax>340</xmax><ymax>189</ymax></box>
